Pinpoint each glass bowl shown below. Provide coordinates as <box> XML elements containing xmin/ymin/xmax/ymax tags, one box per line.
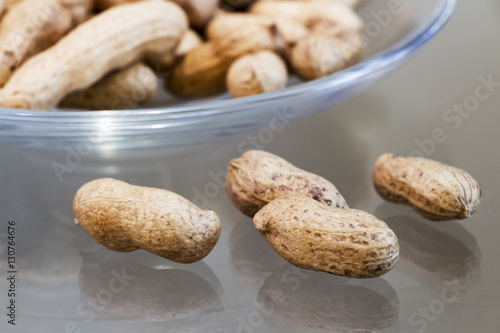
<box><xmin>0</xmin><ymin>0</ymin><xmax>455</xmax><ymax>149</ymax></box>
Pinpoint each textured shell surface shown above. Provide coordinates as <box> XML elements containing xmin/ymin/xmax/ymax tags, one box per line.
<box><xmin>372</xmin><ymin>153</ymin><xmax>481</xmax><ymax>220</ymax></box>
<box><xmin>254</xmin><ymin>195</ymin><xmax>399</xmax><ymax>278</ymax></box>
<box><xmin>226</xmin><ymin>150</ymin><xmax>348</xmax><ymax>216</ymax></box>
<box><xmin>73</xmin><ymin>178</ymin><xmax>221</xmax><ymax>263</ymax></box>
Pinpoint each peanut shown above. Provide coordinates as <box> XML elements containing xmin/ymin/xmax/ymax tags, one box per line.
<box><xmin>291</xmin><ymin>31</ymin><xmax>364</xmax><ymax>80</ymax></box>
<box><xmin>206</xmin><ymin>11</ymin><xmax>309</xmax><ymax>51</ymax></box>
<box><xmin>226</xmin><ymin>150</ymin><xmax>348</xmax><ymax>217</ymax></box>
<box><xmin>73</xmin><ymin>178</ymin><xmax>221</xmax><ymax>263</ymax></box>
<box><xmin>0</xmin><ymin>0</ymin><xmax>73</xmax><ymax>87</ymax></box>
<box><xmin>250</xmin><ymin>0</ymin><xmax>363</xmax><ymax>33</ymax></box>
<box><xmin>60</xmin><ymin>62</ymin><xmax>157</xmax><ymax>110</ymax></box>
<box><xmin>372</xmin><ymin>153</ymin><xmax>482</xmax><ymax>220</ymax></box>
<box><xmin>167</xmin><ymin>24</ymin><xmax>276</xmax><ymax>97</ymax></box>
<box><xmin>254</xmin><ymin>195</ymin><xmax>399</xmax><ymax>278</ymax></box>
<box><xmin>0</xmin><ymin>0</ymin><xmax>188</xmax><ymax>110</ymax></box>
<box><xmin>226</xmin><ymin>50</ymin><xmax>288</xmax><ymax>98</ymax></box>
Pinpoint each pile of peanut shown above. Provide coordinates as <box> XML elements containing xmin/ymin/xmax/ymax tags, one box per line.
<box><xmin>0</xmin><ymin>0</ymin><xmax>366</xmax><ymax>110</ymax></box>
<box><xmin>73</xmin><ymin>151</ymin><xmax>481</xmax><ymax>279</ymax></box>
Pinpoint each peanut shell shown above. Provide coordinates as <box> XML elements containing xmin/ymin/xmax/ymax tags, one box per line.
<box><xmin>73</xmin><ymin>178</ymin><xmax>221</xmax><ymax>263</ymax></box>
<box><xmin>226</xmin><ymin>50</ymin><xmax>288</xmax><ymax>98</ymax></box>
<box><xmin>372</xmin><ymin>153</ymin><xmax>481</xmax><ymax>220</ymax></box>
<box><xmin>206</xmin><ymin>11</ymin><xmax>309</xmax><ymax>50</ymax></box>
<box><xmin>291</xmin><ymin>32</ymin><xmax>364</xmax><ymax>80</ymax></box>
<box><xmin>60</xmin><ymin>62</ymin><xmax>157</xmax><ymax>110</ymax></box>
<box><xmin>226</xmin><ymin>150</ymin><xmax>348</xmax><ymax>217</ymax></box>
<box><xmin>253</xmin><ymin>195</ymin><xmax>399</xmax><ymax>278</ymax></box>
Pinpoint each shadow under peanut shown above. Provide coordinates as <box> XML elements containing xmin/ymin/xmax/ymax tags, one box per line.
<box><xmin>78</xmin><ymin>252</ymin><xmax>222</xmax><ymax>322</ymax></box>
<box><xmin>256</xmin><ymin>265</ymin><xmax>399</xmax><ymax>333</ymax></box>
<box><xmin>376</xmin><ymin>204</ymin><xmax>481</xmax><ymax>287</ymax></box>
<box><xmin>230</xmin><ymin>219</ymin><xmax>286</xmax><ymax>294</ymax></box>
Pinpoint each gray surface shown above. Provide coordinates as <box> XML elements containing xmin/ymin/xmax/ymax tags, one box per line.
<box><xmin>1</xmin><ymin>0</ymin><xmax>499</xmax><ymax>332</ymax></box>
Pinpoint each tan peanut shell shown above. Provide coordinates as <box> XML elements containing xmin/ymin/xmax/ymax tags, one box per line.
<box><xmin>172</xmin><ymin>0</ymin><xmax>218</xmax><ymax>28</ymax></box>
<box><xmin>206</xmin><ymin>11</ymin><xmax>309</xmax><ymax>50</ymax></box>
<box><xmin>60</xmin><ymin>62</ymin><xmax>157</xmax><ymax>110</ymax></box>
<box><xmin>73</xmin><ymin>178</ymin><xmax>221</xmax><ymax>263</ymax></box>
<box><xmin>226</xmin><ymin>50</ymin><xmax>288</xmax><ymax>98</ymax></box>
<box><xmin>250</xmin><ymin>0</ymin><xmax>364</xmax><ymax>32</ymax></box>
<box><xmin>291</xmin><ymin>32</ymin><xmax>364</xmax><ymax>80</ymax></box>
<box><xmin>0</xmin><ymin>0</ymin><xmax>187</xmax><ymax>110</ymax></box>
<box><xmin>167</xmin><ymin>25</ymin><xmax>276</xmax><ymax>97</ymax></box>
<box><xmin>254</xmin><ymin>195</ymin><xmax>399</xmax><ymax>278</ymax></box>
<box><xmin>372</xmin><ymin>153</ymin><xmax>481</xmax><ymax>220</ymax></box>
<box><xmin>0</xmin><ymin>0</ymin><xmax>73</xmax><ymax>87</ymax></box>
<box><xmin>226</xmin><ymin>150</ymin><xmax>348</xmax><ymax>217</ymax></box>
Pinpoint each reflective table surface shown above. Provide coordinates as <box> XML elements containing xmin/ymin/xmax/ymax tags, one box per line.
<box><xmin>1</xmin><ymin>1</ymin><xmax>499</xmax><ymax>332</ymax></box>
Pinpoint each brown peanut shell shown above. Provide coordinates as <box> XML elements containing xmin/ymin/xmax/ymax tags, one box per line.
<box><xmin>253</xmin><ymin>195</ymin><xmax>399</xmax><ymax>278</ymax></box>
<box><xmin>73</xmin><ymin>178</ymin><xmax>221</xmax><ymax>263</ymax></box>
<box><xmin>372</xmin><ymin>153</ymin><xmax>481</xmax><ymax>220</ymax></box>
<box><xmin>226</xmin><ymin>150</ymin><xmax>348</xmax><ymax>217</ymax></box>
<box><xmin>226</xmin><ymin>50</ymin><xmax>288</xmax><ymax>98</ymax></box>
